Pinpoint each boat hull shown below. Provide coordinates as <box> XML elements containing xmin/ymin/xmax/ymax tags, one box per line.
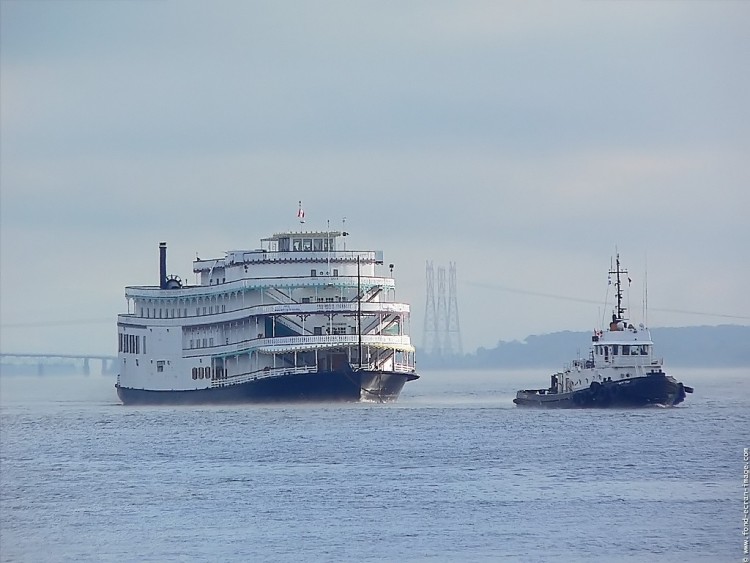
<box><xmin>513</xmin><ymin>372</ymin><xmax>690</xmax><ymax>409</ymax></box>
<box><xmin>116</xmin><ymin>369</ymin><xmax>419</xmax><ymax>406</ymax></box>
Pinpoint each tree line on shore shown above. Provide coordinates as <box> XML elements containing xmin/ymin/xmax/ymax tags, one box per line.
<box><xmin>419</xmin><ymin>324</ymin><xmax>750</xmax><ymax>369</ymax></box>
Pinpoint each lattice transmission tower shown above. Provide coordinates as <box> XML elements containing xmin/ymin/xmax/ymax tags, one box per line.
<box><xmin>436</xmin><ymin>266</ymin><xmax>448</xmax><ymax>355</ymax></box>
<box><xmin>423</xmin><ymin>261</ymin><xmax>438</xmax><ymax>355</ymax></box>
<box><xmin>422</xmin><ymin>261</ymin><xmax>462</xmax><ymax>357</ymax></box>
<box><xmin>446</xmin><ymin>262</ymin><xmax>463</xmax><ymax>356</ymax></box>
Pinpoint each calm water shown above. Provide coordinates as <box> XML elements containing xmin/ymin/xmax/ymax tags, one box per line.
<box><xmin>1</xmin><ymin>368</ymin><xmax>748</xmax><ymax>562</ymax></box>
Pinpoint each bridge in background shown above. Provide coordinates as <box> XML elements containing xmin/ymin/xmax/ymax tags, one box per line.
<box><xmin>0</xmin><ymin>353</ymin><xmax>118</xmax><ymax>376</ymax></box>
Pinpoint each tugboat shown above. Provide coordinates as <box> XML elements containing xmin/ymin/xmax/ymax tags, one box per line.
<box><xmin>513</xmin><ymin>254</ymin><xmax>693</xmax><ymax>408</ymax></box>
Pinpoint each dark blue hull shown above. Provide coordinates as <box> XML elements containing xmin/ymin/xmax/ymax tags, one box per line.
<box><xmin>514</xmin><ymin>372</ymin><xmax>693</xmax><ymax>408</ymax></box>
<box><xmin>116</xmin><ymin>369</ymin><xmax>418</xmax><ymax>406</ymax></box>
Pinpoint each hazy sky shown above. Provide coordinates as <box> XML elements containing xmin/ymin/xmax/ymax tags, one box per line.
<box><xmin>1</xmin><ymin>0</ymin><xmax>748</xmax><ymax>356</ymax></box>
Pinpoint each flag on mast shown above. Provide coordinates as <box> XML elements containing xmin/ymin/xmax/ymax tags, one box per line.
<box><xmin>297</xmin><ymin>201</ymin><xmax>305</xmax><ymax>223</ymax></box>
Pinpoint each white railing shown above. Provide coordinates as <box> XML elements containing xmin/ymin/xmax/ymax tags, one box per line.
<box><xmin>392</xmin><ymin>362</ymin><xmax>415</xmax><ymax>373</ymax></box>
<box><xmin>125</xmin><ymin>274</ymin><xmax>394</xmax><ymax>299</ymax></box>
<box><xmin>212</xmin><ymin>364</ymin><xmax>318</xmax><ymax>387</ymax></box>
<box><xmin>183</xmin><ymin>333</ymin><xmax>413</xmax><ymax>360</ymax></box>
<box><xmin>198</xmin><ymin>250</ymin><xmax>380</xmax><ymax>268</ymax></box>
<box><xmin>591</xmin><ymin>354</ymin><xmax>664</xmax><ymax>369</ymax></box>
<box><xmin>212</xmin><ymin>360</ymin><xmax>415</xmax><ymax>389</ymax></box>
<box><xmin>254</xmin><ymin>334</ymin><xmax>413</xmax><ymax>353</ymax></box>
<box><xmin>121</xmin><ymin>293</ymin><xmax>409</xmax><ymax>327</ymax></box>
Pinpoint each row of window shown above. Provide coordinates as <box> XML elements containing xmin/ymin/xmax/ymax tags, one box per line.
<box><xmin>140</xmin><ymin>304</ymin><xmax>228</xmax><ymax>319</ymax></box>
<box><xmin>119</xmin><ymin>333</ymin><xmax>145</xmax><ymax>355</ymax></box>
<box><xmin>190</xmin><ymin>338</ymin><xmax>215</xmax><ymax>349</ymax></box>
<box><xmin>596</xmin><ymin>344</ymin><xmax>650</xmax><ymax>356</ymax></box>
<box><xmin>191</xmin><ymin>366</ymin><xmax>226</xmax><ymax>380</ymax></box>
<box><xmin>278</xmin><ymin>237</ymin><xmax>335</xmax><ymax>252</ymax></box>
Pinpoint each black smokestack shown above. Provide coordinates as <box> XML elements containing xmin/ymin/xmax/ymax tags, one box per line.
<box><xmin>159</xmin><ymin>242</ymin><xmax>167</xmax><ymax>289</ymax></box>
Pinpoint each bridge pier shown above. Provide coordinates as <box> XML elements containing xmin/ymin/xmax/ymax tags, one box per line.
<box><xmin>1</xmin><ymin>353</ymin><xmax>118</xmax><ymax>376</ymax></box>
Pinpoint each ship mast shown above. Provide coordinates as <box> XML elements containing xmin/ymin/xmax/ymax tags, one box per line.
<box><xmin>609</xmin><ymin>253</ymin><xmax>628</xmax><ymax>322</ymax></box>
<box><xmin>357</xmin><ymin>255</ymin><xmax>362</xmax><ymax>369</ymax></box>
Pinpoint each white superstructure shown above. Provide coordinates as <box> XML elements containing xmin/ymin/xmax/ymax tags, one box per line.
<box><xmin>116</xmin><ymin>230</ymin><xmax>416</xmax><ymax>398</ymax></box>
<box><xmin>550</xmin><ymin>320</ymin><xmax>662</xmax><ymax>395</ymax></box>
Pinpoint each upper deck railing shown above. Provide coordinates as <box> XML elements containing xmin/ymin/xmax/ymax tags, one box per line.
<box><xmin>184</xmin><ymin>334</ymin><xmax>414</xmax><ymax>359</ymax></box>
<box><xmin>117</xmin><ymin>300</ymin><xmax>410</xmax><ymax>325</ymax></box>
<box><xmin>194</xmin><ymin>250</ymin><xmax>382</xmax><ymax>271</ymax></box>
<box><xmin>124</xmin><ymin>274</ymin><xmax>395</xmax><ymax>300</ymax></box>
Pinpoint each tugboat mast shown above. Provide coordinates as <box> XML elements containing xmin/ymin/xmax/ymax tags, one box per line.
<box><xmin>609</xmin><ymin>253</ymin><xmax>628</xmax><ymax>321</ymax></box>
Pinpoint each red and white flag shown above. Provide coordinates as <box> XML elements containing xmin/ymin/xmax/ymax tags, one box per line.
<box><xmin>297</xmin><ymin>201</ymin><xmax>305</xmax><ymax>223</ymax></box>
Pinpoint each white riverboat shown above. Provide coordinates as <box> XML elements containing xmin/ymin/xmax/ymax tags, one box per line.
<box><xmin>116</xmin><ymin>226</ymin><xmax>418</xmax><ymax>404</ymax></box>
<box><xmin>514</xmin><ymin>254</ymin><xmax>693</xmax><ymax>408</ymax></box>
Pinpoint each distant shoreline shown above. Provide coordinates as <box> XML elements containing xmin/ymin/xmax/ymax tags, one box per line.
<box><xmin>418</xmin><ymin>324</ymin><xmax>750</xmax><ymax>369</ymax></box>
